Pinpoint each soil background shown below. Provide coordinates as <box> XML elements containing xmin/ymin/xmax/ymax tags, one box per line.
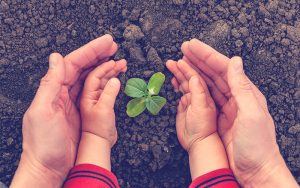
<box><xmin>0</xmin><ymin>0</ymin><xmax>299</xmax><ymax>187</ymax></box>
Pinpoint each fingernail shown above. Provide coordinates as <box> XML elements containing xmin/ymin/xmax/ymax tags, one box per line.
<box><xmin>49</xmin><ymin>53</ymin><xmax>58</xmax><ymax>68</ymax></box>
<box><xmin>233</xmin><ymin>57</ymin><xmax>243</xmax><ymax>73</ymax></box>
<box><xmin>190</xmin><ymin>76</ymin><xmax>199</xmax><ymax>84</ymax></box>
<box><xmin>109</xmin><ymin>78</ymin><xmax>119</xmax><ymax>86</ymax></box>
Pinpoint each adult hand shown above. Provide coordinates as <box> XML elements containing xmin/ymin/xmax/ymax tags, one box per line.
<box><xmin>180</xmin><ymin>39</ymin><xmax>298</xmax><ymax>187</ymax></box>
<box><xmin>10</xmin><ymin>34</ymin><xmax>118</xmax><ymax>188</ymax></box>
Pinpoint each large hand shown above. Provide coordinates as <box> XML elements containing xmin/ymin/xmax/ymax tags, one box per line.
<box><xmin>180</xmin><ymin>39</ymin><xmax>298</xmax><ymax>187</ymax></box>
<box><xmin>11</xmin><ymin>35</ymin><xmax>118</xmax><ymax>188</ymax></box>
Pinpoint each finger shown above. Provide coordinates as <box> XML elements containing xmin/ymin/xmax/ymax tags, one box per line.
<box><xmin>189</xmin><ymin>76</ymin><xmax>209</xmax><ymax>108</ymax></box>
<box><xmin>188</xmin><ymin>39</ymin><xmax>229</xmax><ymax>76</ymax></box>
<box><xmin>178</xmin><ymin>93</ymin><xmax>191</xmax><ymax>113</ymax></box>
<box><xmin>166</xmin><ymin>60</ymin><xmax>187</xmax><ymax>84</ymax></box>
<box><xmin>177</xmin><ymin>60</ymin><xmax>211</xmax><ymax>97</ymax></box>
<box><xmin>98</xmin><ymin>59</ymin><xmax>127</xmax><ymax>89</ymax></box>
<box><xmin>197</xmin><ymin>70</ymin><xmax>227</xmax><ymax>108</ymax></box>
<box><xmin>34</xmin><ymin>53</ymin><xmax>65</xmax><ymax>104</ymax></box>
<box><xmin>182</xmin><ymin>41</ymin><xmax>231</xmax><ymax>97</ymax></box>
<box><xmin>171</xmin><ymin>77</ymin><xmax>180</xmax><ymax>92</ymax></box>
<box><xmin>64</xmin><ymin>34</ymin><xmax>117</xmax><ymax>86</ymax></box>
<box><xmin>177</xmin><ymin>60</ymin><xmax>199</xmax><ymax>80</ymax></box>
<box><xmin>228</xmin><ymin>57</ymin><xmax>261</xmax><ymax>113</ymax></box>
<box><xmin>83</xmin><ymin>60</ymin><xmax>116</xmax><ymax>93</ymax></box>
<box><xmin>97</xmin><ymin>78</ymin><xmax>121</xmax><ymax>109</ymax></box>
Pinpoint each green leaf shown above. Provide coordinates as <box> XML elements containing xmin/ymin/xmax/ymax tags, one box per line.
<box><xmin>125</xmin><ymin>78</ymin><xmax>147</xmax><ymax>98</ymax></box>
<box><xmin>147</xmin><ymin>72</ymin><xmax>165</xmax><ymax>95</ymax></box>
<box><xmin>146</xmin><ymin>96</ymin><xmax>166</xmax><ymax>115</ymax></box>
<box><xmin>127</xmin><ymin>98</ymin><xmax>146</xmax><ymax>117</ymax></box>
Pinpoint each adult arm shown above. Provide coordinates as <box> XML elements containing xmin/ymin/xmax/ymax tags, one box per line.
<box><xmin>181</xmin><ymin>39</ymin><xmax>298</xmax><ymax>187</ymax></box>
<box><xmin>10</xmin><ymin>35</ymin><xmax>118</xmax><ymax>188</ymax></box>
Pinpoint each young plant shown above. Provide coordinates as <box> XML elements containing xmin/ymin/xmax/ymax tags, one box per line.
<box><xmin>124</xmin><ymin>72</ymin><xmax>167</xmax><ymax>117</ymax></box>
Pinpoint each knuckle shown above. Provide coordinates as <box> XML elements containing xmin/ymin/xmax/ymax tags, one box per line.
<box><xmin>24</xmin><ymin>108</ymin><xmax>38</xmax><ymax>121</ymax></box>
<box><xmin>238</xmin><ymin>78</ymin><xmax>252</xmax><ymax>91</ymax></box>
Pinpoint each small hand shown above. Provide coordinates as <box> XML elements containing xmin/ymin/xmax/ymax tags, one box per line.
<box><xmin>11</xmin><ymin>35</ymin><xmax>118</xmax><ymax>188</ymax></box>
<box><xmin>167</xmin><ymin>60</ymin><xmax>229</xmax><ymax>179</ymax></box>
<box><xmin>166</xmin><ymin>60</ymin><xmax>217</xmax><ymax>152</ymax></box>
<box><xmin>181</xmin><ymin>39</ymin><xmax>298</xmax><ymax>187</ymax></box>
<box><xmin>80</xmin><ymin>60</ymin><xmax>127</xmax><ymax>147</ymax></box>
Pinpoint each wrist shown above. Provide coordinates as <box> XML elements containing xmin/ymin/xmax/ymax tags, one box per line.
<box><xmin>189</xmin><ymin>132</ymin><xmax>229</xmax><ymax>180</ymax></box>
<box><xmin>244</xmin><ymin>151</ymin><xmax>298</xmax><ymax>188</ymax></box>
<box><xmin>11</xmin><ymin>154</ymin><xmax>64</xmax><ymax>188</ymax></box>
<box><xmin>75</xmin><ymin>131</ymin><xmax>112</xmax><ymax>170</ymax></box>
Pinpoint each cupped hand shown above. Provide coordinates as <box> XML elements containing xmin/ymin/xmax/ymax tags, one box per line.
<box><xmin>80</xmin><ymin>60</ymin><xmax>127</xmax><ymax>147</ymax></box>
<box><xmin>166</xmin><ymin>60</ymin><xmax>217</xmax><ymax>152</ymax></box>
<box><xmin>180</xmin><ymin>39</ymin><xmax>297</xmax><ymax>186</ymax></box>
<box><xmin>11</xmin><ymin>35</ymin><xmax>118</xmax><ymax>188</ymax></box>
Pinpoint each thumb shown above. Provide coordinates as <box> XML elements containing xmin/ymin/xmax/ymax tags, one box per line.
<box><xmin>189</xmin><ymin>76</ymin><xmax>209</xmax><ymax>108</ymax></box>
<box><xmin>227</xmin><ymin>57</ymin><xmax>260</xmax><ymax>112</ymax></box>
<box><xmin>97</xmin><ymin>78</ymin><xmax>121</xmax><ymax>109</ymax></box>
<box><xmin>34</xmin><ymin>53</ymin><xmax>65</xmax><ymax>104</ymax></box>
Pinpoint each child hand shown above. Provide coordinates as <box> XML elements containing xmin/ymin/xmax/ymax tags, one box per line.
<box><xmin>80</xmin><ymin>59</ymin><xmax>127</xmax><ymax>147</ymax></box>
<box><xmin>166</xmin><ymin>60</ymin><xmax>217</xmax><ymax>152</ymax></box>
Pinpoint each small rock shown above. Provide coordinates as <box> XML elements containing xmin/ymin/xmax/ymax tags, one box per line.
<box><xmin>128</xmin><ymin>8</ymin><xmax>141</xmax><ymax>21</ymax></box>
<box><xmin>152</xmin><ymin>145</ymin><xmax>162</xmax><ymax>159</ymax></box>
<box><xmin>235</xmin><ymin>40</ymin><xmax>244</xmax><ymax>47</ymax></box>
<box><xmin>238</xmin><ymin>13</ymin><xmax>248</xmax><ymax>24</ymax></box>
<box><xmin>139</xmin><ymin>13</ymin><xmax>154</xmax><ymax>34</ymax></box>
<box><xmin>173</xmin><ymin>0</ymin><xmax>186</xmax><ymax>5</ymax></box>
<box><xmin>4</xmin><ymin>18</ymin><xmax>14</xmax><ymax>25</ymax></box>
<box><xmin>0</xmin><ymin>181</ymin><xmax>7</xmax><ymax>188</ymax></box>
<box><xmin>240</xmin><ymin>27</ymin><xmax>249</xmax><ymax>37</ymax></box>
<box><xmin>89</xmin><ymin>5</ymin><xmax>96</xmax><ymax>14</ymax></box>
<box><xmin>281</xmin><ymin>38</ymin><xmax>290</xmax><ymax>46</ymax></box>
<box><xmin>35</xmin><ymin>37</ymin><xmax>48</xmax><ymax>48</ymax></box>
<box><xmin>140</xmin><ymin>143</ymin><xmax>149</xmax><ymax>151</ymax></box>
<box><xmin>56</xmin><ymin>33</ymin><xmax>67</xmax><ymax>46</ymax></box>
<box><xmin>6</xmin><ymin>137</ymin><xmax>13</xmax><ymax>146</ymax></box>
<box><xmin>143</xmin><ymin>70</ymin><xmax>154</xmax><ymax>78</ymax></box>
<box><xmin>0</xmin><ymin>1</ymin><xmax>9</xmax><ymax>12</ymax></box>
<box><xmin>287</xmin><ymin>26</ymin><xmax>300</xmax><ymax>42</ymax></box>
<box><xmin>123</xmin><ymin>24</ymin><xmax>144</xmax><ymax>41</ymax></box>
<box><xmin>147</xmin><ymin>47</ymin><xmax>164</xmax><ymax>71</ymax></box>
<box><xmin>147</xmin><ymin>47</ymin><xmax>162</xmax><ymax>64</ymax></box>
<box><xmin>266</xmin><ymin>0</ymin><xmax>278</xmax><ymax>12</ymax></box>
<box><xmin>129</xmin><ymin>46</ymin><xmax>146</xmax><ymax>64</ymax></box>
<box><xmin>61</xmin><ymin>0</ymin><xmax>70</xmax><ymax>8</ymax></box>
<box><xmin>288</xmin><ymin>124</ymin><xmax>300</xmax><ymax>134</ymax></box>
<box><xmin>205</xmin><ymin>20</ymin><xmax>231</xmax><ymax>46</ymax></box>
<box><xmin>231</xmin><ymin>28</ymin><xmax>240</xmax><ymax>38</ymax></box>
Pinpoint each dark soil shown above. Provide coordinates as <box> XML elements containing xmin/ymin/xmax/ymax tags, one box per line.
<box><xmin>0</xmin><ymin>0</ymin><xmax>300</xmax><ymax>187</ymax></box>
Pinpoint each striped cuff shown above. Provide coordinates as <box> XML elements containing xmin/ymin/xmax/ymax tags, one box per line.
<box><xmin>63</xmin><ymin>164</ymin><xmax>119</xmax><ymax>188</ymax></box>
<box><xmin>189</xmin><ymin>168</ymin><xmax>240</xmax><ymax>188</ymax></box>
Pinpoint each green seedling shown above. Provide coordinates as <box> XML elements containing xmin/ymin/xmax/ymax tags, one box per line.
<box><xmin>124</xmin><ymin>72</ymin><xmax>166</xmax><ymax>117</ymax></box>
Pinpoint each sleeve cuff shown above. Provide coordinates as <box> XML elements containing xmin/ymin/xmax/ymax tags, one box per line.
<box><xmin>63</xmin><ymin>164</ymin><xmax>119</xmax><ymax>188</ymax></box>
<box><xmin>189</xmin><ymin>168</ymin><xmax>240</xmax><ymax>188</ymax></box>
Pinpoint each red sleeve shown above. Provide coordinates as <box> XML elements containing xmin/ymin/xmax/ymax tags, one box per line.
<box><xmin>189</xmin><ymin>168</ymin><xmax>240</xmax><ymax>188</ymax></box>
<box><xmin>63</xmin><ymin>164</ymin><xmax>119</xmax><ymax>188</ymax></box>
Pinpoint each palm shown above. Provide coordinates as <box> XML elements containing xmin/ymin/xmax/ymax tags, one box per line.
<box><xmin>21</xmin><ymin>35</ymin><xmax>118</xmax><ymax>179</ymax></box>
<box><xmin>181</xmin><ymin>38</ymin><xmax>276</xmax><ymax>179</ymax></box>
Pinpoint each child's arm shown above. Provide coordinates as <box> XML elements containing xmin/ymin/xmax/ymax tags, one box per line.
<box><xmin>63</xmin><ymin>60</ymin><xmax>127</xmax><ymax>188</ymax></box>
<box><xmin>167</xmin><ymin>60</ymin><xmax>239</xmax><ymax>187</ymax></box>
<box><xmin>76</xmin><ymin>132</ymin><xmax>111</xmax><ymax>170</ymax></box>
<box><xmin>189</xmin><ymin>133</ymin><xmax>229</xmax><ymax>179</ymax></box>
